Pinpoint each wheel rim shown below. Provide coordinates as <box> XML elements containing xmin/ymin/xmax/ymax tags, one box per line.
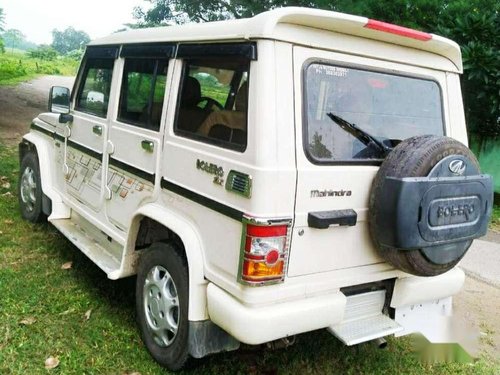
<box><xmin>143</xmin><ymin>265</ymin><xmax>180</xmax><ymax>347</ymax></box>
<box><xmin>20</xmin><ymin>167</ymin><xmax>37</xmax><ymax>212</ymax></box>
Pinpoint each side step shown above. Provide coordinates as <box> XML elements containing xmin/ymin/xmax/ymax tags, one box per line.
<box><xmin>51</xmin><ymin>214</ymin><xmax>123</xmax><ymax>278</ymax></box>
<box><xmin>328</xmin><ymin>290</ymin><xmax>402</xmax><ymax>346</ymax></box>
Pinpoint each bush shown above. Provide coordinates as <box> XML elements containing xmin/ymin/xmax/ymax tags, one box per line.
<box><xmin>27</xmin><ymin>45</ymin><xmax>57</xmax><ymax>61</ymax></box>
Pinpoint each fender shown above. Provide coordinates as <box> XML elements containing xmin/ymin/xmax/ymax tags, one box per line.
<box><xmin>124</xmin><ymin>203</ymin><xmax>208</xmax><ymax>321</ymax></box>
<box><xmin>22</xmin><ymin>131</ymin><xmax>70</xmax><ymax>220</ymax></box>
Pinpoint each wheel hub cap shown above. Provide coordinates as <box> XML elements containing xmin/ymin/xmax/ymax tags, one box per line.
<box><xmin>20</xmin><ymin>167</ymin><xmax>37</xmax><ymax>212</ymax></box>
<box><xmin>143</xmin><ymin>265</ymin><xmax>179</xmax><ymax>347</ymax></box>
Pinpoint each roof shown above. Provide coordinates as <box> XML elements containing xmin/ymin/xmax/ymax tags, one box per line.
<box><xmin>89</xmin><ymin>7</ymin><xmax>462</xmax><ymax>72</ymax></box>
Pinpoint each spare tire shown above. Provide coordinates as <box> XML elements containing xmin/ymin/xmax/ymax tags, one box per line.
<box><xmin>369</xmin><ymin>135</ymin><xmax>493</xmax><ymax>276</ymax></box>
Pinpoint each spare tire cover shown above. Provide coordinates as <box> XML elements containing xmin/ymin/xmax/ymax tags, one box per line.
<box><xmin>369</xmin><ymin>135</ymin><xmax>493</xmax><ymax>276</ymax></box>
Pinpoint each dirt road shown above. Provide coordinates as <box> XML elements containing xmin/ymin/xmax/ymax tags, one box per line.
<box><xmin>0</xmin><ymin>76</ymin><xmax>498</xmax><ymax>360</ymax></box>
<box><xmin>0</xmin><ymin>75</ymin><xmax>74</xmax><ymax>144</ymax></box>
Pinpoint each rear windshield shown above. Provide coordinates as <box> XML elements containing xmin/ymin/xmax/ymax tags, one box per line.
<box><xmin>304</xmin><ymin>63</ymin><xmax>444</xmax><ymax>163</ymax></box>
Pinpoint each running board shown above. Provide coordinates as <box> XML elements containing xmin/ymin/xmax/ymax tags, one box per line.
<box><xmin>328</xmin><ymin>290</ymin><xmax>403</xmax><ymax>346</ymax></box>
<box><xmin>51</xmin><ymin>214</ymin><xmax>122</xmax><ymax>278</ymax></box>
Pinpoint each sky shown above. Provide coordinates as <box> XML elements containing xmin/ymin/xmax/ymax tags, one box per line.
<box><xmin>1</xmin><ymin>0</ymin><xmax>147</xmax><ymax>44</ymax></box>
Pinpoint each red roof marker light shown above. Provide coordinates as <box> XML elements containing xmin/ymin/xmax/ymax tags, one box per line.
<box><xmin>365</xmin><ymin>19</ymin><xmax>432</xmax><ymax>41</ymax></box>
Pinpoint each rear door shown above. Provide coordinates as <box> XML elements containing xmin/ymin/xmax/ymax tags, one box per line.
<box><xmin>105</xmin><ymin>44</ymin><xmax>174</xmax><ymax>231</ymax></box>
<box><xmin>289</xmin><ymin>46</ymin><xmax>447</xmax><ymax>277</ymax></box>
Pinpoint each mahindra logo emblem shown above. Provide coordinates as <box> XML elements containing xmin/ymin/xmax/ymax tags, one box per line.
<box><xmin>448</xmin><ymin>159</ymin><xmax>466</xmax><ymax>175</ymax></box>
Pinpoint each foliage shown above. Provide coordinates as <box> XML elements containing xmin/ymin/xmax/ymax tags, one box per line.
<box><xmin>51</xmin><ymin>27</ymin><xmax>90</xmax><ymax>55</ymax></box>
<box><xmin>309</xmin><ymin>132</ymin><xmax>333</xmax><ymax>159</ymax></box>
<box><xmin>27</xmin><ymin>45</ymin><xmax>58</xmax><ymax>61</ymax></box>
<box><xmin>0</xmin><ymin>8</ymin><xmax>4</xmax><ymax>54</ymax></box>
<box><xmin>438</xmin><ymin>12</ymin><xmax>499</xmax><ymax>138</ymax></box>
<box><xmin>65</xmin><ymin>48</ymin><xmax>84</xmax><ymax>61</ymax></box>
<box><xmin>0</xmin><ymin>7</ymin><xmax>5</xmax><ymax>32</ymax></box>
<box><xmin>1</xmin><ymin>28</ymin><xmax>37</xmax><ymax>51</ymax></box>
<box><xmin>491</xmin><ymin>205</ymin><xmax>500</xmax><ymax>232</ymax></box>
<box><xmin>0</xmin><ymin>50</ymin><xmax>78</xmax><ymax>85</ymax></box>
<box><xmin>0</xmin><ymin>141</ymin><xmax>499</xmax><ymax>373</ymax></box>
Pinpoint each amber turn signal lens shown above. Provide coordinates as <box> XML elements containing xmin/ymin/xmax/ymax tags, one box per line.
<box><xmin>242</xmin><ymin>259</ymin><xmax>284</xmax><ymax>281</ymax></box>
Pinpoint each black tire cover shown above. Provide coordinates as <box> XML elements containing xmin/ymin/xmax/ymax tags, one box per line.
<box><xmin>369</xmin><ymin>135</ymin><xmax>492</xmax><ymax>276</ymax></box>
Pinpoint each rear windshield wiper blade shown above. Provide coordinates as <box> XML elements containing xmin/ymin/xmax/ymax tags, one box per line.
<box><xmin>326</xmin><ymin>112</ymin><xmax>393</xmax><ymax>157</ymax></box>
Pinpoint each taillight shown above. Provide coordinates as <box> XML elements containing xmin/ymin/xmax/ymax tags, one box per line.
<box><xmin>239</xmin><ymin>217</ymin><xmax>291</xmax><ymax>286</ymax></box>
<box><xmin>365</xmin><ymin>19</ymin><xmax>432</xmax><ymax>41</ymax></box>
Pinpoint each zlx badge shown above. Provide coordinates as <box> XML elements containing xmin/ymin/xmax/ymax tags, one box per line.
<box><xmin>448</xmin><ymin>159</ymin><xmax>466</xmax><ymax>175</ymax></box>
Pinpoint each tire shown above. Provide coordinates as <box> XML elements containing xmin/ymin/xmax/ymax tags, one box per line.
<box><xmin>369</xmin><ymin>135</ymin><xmax>480</xmax><ymax>276</ymax></box>
<box><xmin>18</xmin><ymin>151</ymin><xmax>46</xmax><ymax>223</ymax></box>
<box><xmin>136</xmin><ymin>242</ymin><xmax>189</xmax><ymax>371</ymax></box>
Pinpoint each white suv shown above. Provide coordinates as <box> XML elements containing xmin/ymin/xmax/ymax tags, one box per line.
<box><xmin>18</xmin><ymin>7</ymin><xmax>493</xmax><ymax>370</ymax></box>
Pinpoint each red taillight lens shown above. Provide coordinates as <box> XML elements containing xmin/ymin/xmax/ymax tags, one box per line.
<box><xmin>240</xmin><ymin>222</ymin><xmax>289</xmax><ymax>285</ymax></box>
<box><xmin>365</xmin><ymin>19</ymin><xmax>432</xmax><ymax>41</ymax></box>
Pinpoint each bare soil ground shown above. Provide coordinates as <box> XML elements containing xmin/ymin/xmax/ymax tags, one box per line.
<box><xmin>0</xmin><ymin>75</ymin><xmax>498</xmax><ymax>362</ymax></box>
<box><xmin>0</xmin><ymin>75</ymin><xmax>74</xmax><ymax>145</ymax></box>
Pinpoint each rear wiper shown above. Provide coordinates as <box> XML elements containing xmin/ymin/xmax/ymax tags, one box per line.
<box><xmin>326</xmin><ymin>112</ymin><xmax>393</xmax><ymax>157</ymax></box>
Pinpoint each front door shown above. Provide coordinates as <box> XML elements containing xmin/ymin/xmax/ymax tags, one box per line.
<box><xmin>64</xmin><ymin>47</ymin><xmax>119</xmax><ymax>212</ymax></box>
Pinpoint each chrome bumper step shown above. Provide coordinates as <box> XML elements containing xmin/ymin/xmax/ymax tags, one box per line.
<box><xmin>328</xmin><ymin>290</ymin><xmax>403</xmax><ymax>346</ymax></box>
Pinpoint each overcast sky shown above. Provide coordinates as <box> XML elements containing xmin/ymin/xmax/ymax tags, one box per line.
<box><xmin>1</xmin><ymin>0</ymin><xmax>147</xmax><ymax>44</ymax></box>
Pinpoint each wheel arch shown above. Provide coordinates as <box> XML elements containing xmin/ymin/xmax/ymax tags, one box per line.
<box><xmin>126</xmin><ymin>204</ymin><xmax>208</xmax><ymax>321</ymax></box>
<box><xmin>20</xmin><ymin>132</ymin><xmax>68</xmax><ymax>218</ymax></box>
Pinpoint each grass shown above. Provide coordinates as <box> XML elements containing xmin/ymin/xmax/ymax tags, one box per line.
<box><xmin>490</xmin><ymin>205</ymin><xmax>500</xmax><ymax>232</ymax></box>
<box><xmin>0</xmin><ymin>142</ymin><xmax>499</xmax><ymax>374</ymax></box>
<box><xmin>0</xmin><ymin>50</ymin><xmax>78</xmax><ymax>86</ymax></box>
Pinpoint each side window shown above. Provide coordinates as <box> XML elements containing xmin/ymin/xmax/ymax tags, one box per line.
<box><xmin>75</xmin><ymin>58</ymin><xmax>114</xmax><ymax>117</ymax></box>
<box><xmin>174</xmin><ymin>57</ymin><xmax>249</xmax><ymax>152</ymax></box>
<box><xmin>118</xmin><ymin>58</ymin><xmax>168</xmax><ymax>131</ymax></box>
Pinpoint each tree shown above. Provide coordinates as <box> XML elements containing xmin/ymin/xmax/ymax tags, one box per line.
<box><xmin>132</xmin><ymin>0</ymin><xmax>322</xmax><ymax>25</ymax></box>
<box><xmin>440</xmin><ymin>12</ymin><xmax>500</xmax><ymax>138</ymax></box>
<box><xmin>2</xmin><ymin>29</ymin><xmax>25</xmax><ymax>53</ymax></box>
<box><xmin>51</xmin><ymin>27</ymin><xmax>90</xmax><ymax>55</ymax></box>
<box><xmin>0</xmin><ymin>8</ymin><xmax>5</xmax><ymax>32</ymax></box>
<box><xmin>0</xmin><ymin>8</ymin><xmax>5</xmax><ymax>53</ymax></box>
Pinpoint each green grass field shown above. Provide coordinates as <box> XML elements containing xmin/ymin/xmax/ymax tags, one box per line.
<box><xmin>0</xmin><ymin>50</ymin><xmax>78</xmax><ymax>86</ymax></box>
<box><xmin>491</xmin><ymin>206</ymin><xmax>500</xmax><ymax>232</ymax></box>
<box><xmin>0</xmin><ymin>142</ymin><xmax>498</xmax><ymax>374</ymax></box>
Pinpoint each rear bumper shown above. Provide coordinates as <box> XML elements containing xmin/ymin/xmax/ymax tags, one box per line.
<box><xmin>207</xmin><ymin>267</ymin><xmax>465</xmax><ymax>345</ymax></box>
<box><xmin>207</xmin><ymin>283</ymin><xmax>347</xmax><ymax>345</ymax></box>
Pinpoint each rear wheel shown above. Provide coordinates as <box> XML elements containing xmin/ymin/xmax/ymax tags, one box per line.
<box><xmin>136</xmin><ymin>243</ymin><xmax>189</xmax><ymax>371</ymax></box>
<box><xmin>18</xmin><ymin>151</ymin><xmax>46</xmax><ymax>223</ymax></box>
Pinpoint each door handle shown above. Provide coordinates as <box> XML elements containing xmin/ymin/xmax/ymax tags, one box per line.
<box><xmin>93</xmin><ymin>125</ymin><xmax>102</xmax><ymax>136</ymax></box>
<box><xmin>141</xmin><ymin>140</ymin><xmax>154</xmax><ymax>153</ymax></box>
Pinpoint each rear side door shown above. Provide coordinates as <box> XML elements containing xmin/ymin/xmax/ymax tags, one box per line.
<box><xmin>105</xmin><ymin>44</ymin><xmax>175</xmax><ymax>231</ymax></box>
<box><xmin>64</xmin><ymin>46</ymin><xmax>119</xmax><ymax>212</ymax></box>
<box><xmin>289</xmin><ymin>46</ymin><xmax>447</xmax><ymax>277</ymax></box>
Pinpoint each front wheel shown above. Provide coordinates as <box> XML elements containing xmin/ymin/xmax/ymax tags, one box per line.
<box><xmin>136</xmin><ymin>243</ymin><xmax>189</xmax><ymax>371</ymax></box>
<box><xmin>18</xmin><ymin>151</ymin><xmax>46</xmax><ymax>223</ymax></box>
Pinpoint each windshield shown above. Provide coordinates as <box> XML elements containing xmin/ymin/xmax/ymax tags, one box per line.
<box><xmin>304</xmin><ymin>63</ymin><xmax>444</xmax><ymax>162</ymax></box>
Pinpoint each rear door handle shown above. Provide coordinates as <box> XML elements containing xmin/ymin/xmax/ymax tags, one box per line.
<box><xmin>308</xmin><ymin>209</ymin><xmax>357</xmax><ymax>229</ymax></box>
<box><xmin>141</xmin><ymin>140</ymin><xmax>154</xmax><ymax>153</ymax></box>
<box><xmin>92</xmin><ymin>125</ymin><xmax>102</xmax><ymax>136</ymax></box>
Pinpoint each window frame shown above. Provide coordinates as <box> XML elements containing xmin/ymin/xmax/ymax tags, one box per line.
<box><xmin>301</xmin><ymin>59</ymin><xmax>446</xmax><ymax>166</ymax></box>
<box><xmin>74</xmin><ymin>57</ymin><xmax>116</xmax><ymax>118</ymax></box>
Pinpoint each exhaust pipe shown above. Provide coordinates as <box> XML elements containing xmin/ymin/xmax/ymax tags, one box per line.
<box><xmin>266</xmin><ymin>336</ymin><xmax>296</xmax><ymax>350</ymax></box>
<box><xmin>373</xmin><ymin>337</ymin><xmax>387</xmax><ymax>349</ymax></box>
